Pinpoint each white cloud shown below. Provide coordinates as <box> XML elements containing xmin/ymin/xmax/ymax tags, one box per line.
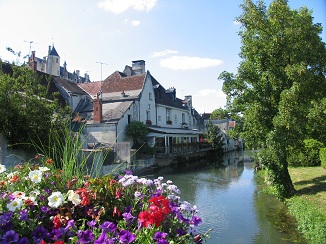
<box><xmin>196</xmin><ymin>89</ymin><xmax>217</xmax><ymax>97</ymax></box>
<box><xmin>152</xmin><ymin>49</ymin><xmax>178</xmax><ymax>57</ymax></box>
<box><xmin>98</xmin><ymin>0</ymin><xmax>157</xmax><ymax>14</ymax></box>
<box><xmin>131</xmin><ymin>20</ymin><xmax>141</xmax><ymax>26</ymax></box>
<box><xmin>195</xmin><ymin>89</ymin><xmax>226</xmax><ymax>98</ymax></box>
<box><xmin>160</xmin><ymin>56</ymin><xmax>223</xmax><ymax>70</ymax></box>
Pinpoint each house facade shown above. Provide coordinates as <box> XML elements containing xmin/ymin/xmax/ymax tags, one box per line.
<box><xmin>77</xmin><ymin>60</ymin><xmax>203</xmax><ymax>156</ymax></box>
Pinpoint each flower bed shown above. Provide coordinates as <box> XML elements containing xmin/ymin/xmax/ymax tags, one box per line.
<box><xmin>0</xmin><ymin>159</ymin><xmax>207</xmax><ymax>243</ymax></box>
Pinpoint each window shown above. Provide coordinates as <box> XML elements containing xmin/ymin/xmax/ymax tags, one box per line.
<box><xmin>166</xmin><ymin>109</ymin><xmax>171</xmax><ymax>122</ymax></box>
<box><xmin>158</xmin><ymin>116</ymin><xmax>161</xmax><ymax>121</ymax></box>
<box><xmin>182</xmin><ymin>113</ymin><xmax>185</xmax><ymax>124</ymax></box>
<box><xmin>128</xmin><ymin>115</ymin><xmax>131</xmax><ymax>124</ymax></box>
<box><xmin>146</xmin><ymin>111</ymin><xmax>150</xmax><ymax>121</ymax></box>
<box><xmin>149</xmin><ymin>92</ymin><xmax>153</xmax><ymax>100</ymax></box>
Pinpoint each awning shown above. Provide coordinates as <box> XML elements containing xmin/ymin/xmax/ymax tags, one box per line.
<box><xmin>147</xmin><ymin>126</ymin><xmax>203</xmax><ymax>137</ymax></box>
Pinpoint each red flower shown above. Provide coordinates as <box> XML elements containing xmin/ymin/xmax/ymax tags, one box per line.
<box><xmin>139</xmin><ymin>196</ymin><xmax>171</xmax><ymax>228</ymax></box>
<box><xmin>53</xmin><ymin>241</ymin><xmax>65</xmax><ymax>244</ymax></box>
<box><xmin>113</xmin><ymin>206</ymin><xmax>121</xmax><ymax>217</ymax></box>
<box><xmin>52</xmin><ymin>215</ymin><xmax>62</xmax><ymax>229</ymax></box>
<box><xmin>138</xmin><ymin>211</ymin><xmax>153</xmax><ymax>227</ymax></box>
<box><xmin>10</xmin><ymin>175</ymin><xmax>19</xmax><ymax>183</ymax></box>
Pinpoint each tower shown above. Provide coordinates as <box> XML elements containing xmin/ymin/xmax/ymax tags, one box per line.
<box><xmin>46</xmin><ymin>45</ymin><xmax>60</xmax><ymax>76</ymax></box>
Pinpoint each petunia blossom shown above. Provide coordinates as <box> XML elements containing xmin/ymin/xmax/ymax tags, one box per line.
<box><xmin>67</xmin><ymin>190</ymin><xmax>81</xmax><ymax>206</ymax></box>
<box><xmin>7</xmin><ymin>197</ymin><xmax>23</xmax><ymax>211</ymax></box>
<box><xmin>28</xmin><ymin>170</ymin><xmax>43</xmax><ymax>183</ymax></box>
<box><xmin>48</xmin><ymin>191</ymin><xmax>64</xmax><ymax>208</ymax></box>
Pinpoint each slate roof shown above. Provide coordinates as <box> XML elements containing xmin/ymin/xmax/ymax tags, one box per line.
<box><xmin>150</xmin><ymin>74</ymin><xmax>188</xmax><ymax>110</ymax></box>
<box><xmin>53</xmin><ymin>77</ymin><xmax>86</xmax><ymax>95</ymax></box>
<box><xmin>49</xmin><ymin>46</ymin><xmax>59</xmax><ymax>57</ymax></box>
<box><xmin>102</xmin><ymin>101</ymin><xmax>133</xmax><ymax>122</ymax></box>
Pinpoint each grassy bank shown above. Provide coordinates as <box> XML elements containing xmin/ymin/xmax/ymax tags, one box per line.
<box><xmin>286</xmin><ymin>167</ymin><xmax>326</xmax><ymax>244</ymax></box>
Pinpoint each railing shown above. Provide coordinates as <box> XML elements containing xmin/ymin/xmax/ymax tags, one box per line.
<box><xmin>156</xmin><ymin>142</ymin><xmax>211</xmax><ymax>157</ymax></box>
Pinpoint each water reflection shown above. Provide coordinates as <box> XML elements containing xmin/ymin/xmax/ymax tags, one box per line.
<box><xmin>147</xmin><ymin>150</ymin><xmax>306</xmax><ymax>244</ymax></box>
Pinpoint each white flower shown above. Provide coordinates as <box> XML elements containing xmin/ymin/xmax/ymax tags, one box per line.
<box><xmin>134</xmin><ymin>191</ymin><xmax>142</xmax><ymax>199</ymax></box>
<box><xmin>67</xmin><ymin>190</ymin><xmax>81</xmax><ymax>206</ymax></box>
<box><xmin>0</xmin><ymin>164</ymin><xmax>6</xmax><ymax>173</ymax></box>
<box><xmin>7</xmin><ymin>198</ymin><xmax>23</xmax><ymax>211</ymax></box>
<box><xmin>28</xmin><ymin>170</ymin><xmax>42</xmax><ymax>183</ymax></box>
<box><xmin>38</xmin><ymin>167</ymin><xmax>50</xmax><ymax>172</ymax></box>
<box><xmin>48</xmin><ymin>191</ymin><xmax>64</xmax><ymax>208</ymax></box>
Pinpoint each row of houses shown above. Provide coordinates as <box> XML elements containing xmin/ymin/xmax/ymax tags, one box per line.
<box><xmin>26</xmin><ymin>45</ymin><xmax>243</xmax><ymax>167</ymax></box>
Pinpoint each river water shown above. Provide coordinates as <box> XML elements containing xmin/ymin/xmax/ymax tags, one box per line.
<box><xmin>145</xmin><ymin>150</ymin><xmax>307</xmax><ymax>244</ymax></box>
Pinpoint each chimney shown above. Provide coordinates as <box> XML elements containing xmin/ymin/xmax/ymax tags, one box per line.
<box><xmin>131</xmin><ymin>60</ymin><xmax>145</xmax><ymax>75</ymax></box>
<box><xmin>93</xmin><ymin>95</ymin><xmax>102</xmax><ymax>123</ymax></box>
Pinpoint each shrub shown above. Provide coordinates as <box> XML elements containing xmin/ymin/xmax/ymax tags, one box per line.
<box><xmin>320</xmin><ymin>148</ymin><xmax>326</xmax><ymax>169</ymax></box>
<box><xmin>288</xmin><ymin>139</ymin><xmax>324</xmax><ymax>167</ymax></box>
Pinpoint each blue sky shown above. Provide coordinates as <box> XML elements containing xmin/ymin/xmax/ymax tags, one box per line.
<box><xmin>0</xmin><ymin>0</ymin><xmax>325</xmax><ymax>114</ymax></box>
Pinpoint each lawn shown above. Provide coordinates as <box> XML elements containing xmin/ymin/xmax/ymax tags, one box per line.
<box><xmin>289</xmin><ymin>166</ymin><xmax>326</xmax><ymax>211</ymax></box>
<box><xmin>287</xmin><ymin>166</ymin><xmax>326</xmax><ymax>244</ymax></box>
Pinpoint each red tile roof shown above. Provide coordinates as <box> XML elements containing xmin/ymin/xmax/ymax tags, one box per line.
<box><xmin>79</xmin><ymin>81</ymin><xmax>102</xmax><ymax>97</ymax></box>
<box><xmin>102</xmin><ymin>71</ymin><xmax>146</xmax><ymax>93</ymax></box>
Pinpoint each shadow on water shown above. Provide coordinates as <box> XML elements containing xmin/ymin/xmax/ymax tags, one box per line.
<box><xmin>144</xmin><ymin>150</ymin><xmax>307</xmax><ymax>244</ymax></box>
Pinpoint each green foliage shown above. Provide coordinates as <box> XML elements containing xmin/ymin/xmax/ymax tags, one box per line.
<box><xmin>287</xmin><ymin>196</ymin><xmax>326</xmax><ymax>244</ymax></box>
<box><xmin>288</xmin><ymin>139</ymin><xmax>324</xmax><ymax>167</ymax></box>
<box><xmin>0</xmin><ymin>60</ymin><xmax>69</xmax><ymax>149</ymax></box>
<box><xmin>125</xmin><ymin>121</ymin><xmax>149</xmax><ymax>149</ymax></box>
<box><xmin>218</xmin><ymin>0</ymin><xmax>326</xmax><ymax>198</ymax></box>
<box><xmin>210</xmin><ymin>108</ymin><xmax>228</xmax><ymax>120</ymax></box>
<box><xmin>319</xmin><ymin>148</ymin><xmax>326</xmax><ymax>169</ymax></box>
<box><xmin>205</xmin><ymin>121</ymin><xmax>224</xmax><ymax>154</ymax></box>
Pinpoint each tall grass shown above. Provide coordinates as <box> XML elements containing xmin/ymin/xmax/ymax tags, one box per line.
<box><xmin>33</xmin><ymin>122</ymin><xmax>108</xmax><ymax>187</ymax></box>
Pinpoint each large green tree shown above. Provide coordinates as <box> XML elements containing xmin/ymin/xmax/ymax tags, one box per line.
<box><xmin>0</xmin><ymin>61</ymin><xmax>69</xmax><ymax>149</ymax></box>
<box><xmin>219</xmin><ymin>0</ymin><xmax>326</xmax><ymax>198</ymax></box>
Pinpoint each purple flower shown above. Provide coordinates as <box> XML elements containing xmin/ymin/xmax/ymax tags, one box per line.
<box><xmin>176</xmin><ymin>228</ymin><xmax>187</xmax><ymax>236</ymax></box>
<box><xmin>19</xmin><ymin>209</ymin><xmax>29</xmax><ymax>221</ymax></box>
<box><xmin>87</xmin><ymin>220</ymin><xmax>97</xmax><ymax>229</ymax></box>
<box><xmin>176</xmin><ymin>212</ymin><xmax>190</xmax><ymax>224</ymax></box>
<box><xmin>156</xmin><ymin>240</ymin><xmax>169</xmax><ymax>244</ymax></box>
<box><xmin>32</xmin><ymin>226</ymin><xmax>47</xmax><ymax>243</ymax></box>
<box><xmin>0</xmin><ymin>212</ymin><xmax>13</xmax><ymax>226</ymax></box>
<box><xmin>118</xmin><ymin>230</ymin><xmax>136</xmax><ymax>244</ymax></box>
<box><xmin>40</xmin><ymin>206</ymin><xmax>50</xmax><ymax>213</ymax></box>
<box><xmin>124</xmin><ymin>169</ymin><xmax>133</xmax><ymax>175</ymax></box>
<box><xmin>44</xmin><ymin>188</ymin><xmax>52</xmax><ymax>194</ymax></box>
<box><xmin>49</xmin><ymin>228</ymin><xmax>63</xmax><ymax>241</ymax></box>
<box><xmin>77</xmin><ymin>229</ymin><xmax>94</xmax><ymax>243</ymax></box>
<box><xmin>99</xmin><ymin>221</ymin><xmax>117</xmax><ymax>233</ymax></box>
<box><xmin>153</xmin><ymin>231</ymin><xmax>168</xmax><ymax>240</ymax></box>
<box><xmin>122</xmin><ymin>212</ymin><xmax>135</xmax><ymax>226</ymax></box>
<box><xmin>94</xmin><ymin>233</ymin><xmax>108</xmax><ymax>244</ymax></box>
<box><xmin>17</xmin><ymin>237</ymin><xmax>30</xmax><ymax>244</ymax></box>
<box><xmin>2</xmin><ymin>230</ymin><xmax>19</xmax><ymax>243</ymax></box>
<box><xmin>192</xmin><ymin>216</ymin><xmax>202</xmax><ymax>226</ymax></box>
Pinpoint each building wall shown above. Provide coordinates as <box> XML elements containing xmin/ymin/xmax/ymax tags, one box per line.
<box><xmin>138</xmin><ymin>75</ymin><xmax>156</xmax><ymax>124</ymax></box>
<box><xmin>156</xmin><ymin>104</ymin><xmax>192</xmax><ymax>129</ymax></box>
<box><xmin>85</xmin><ymin>123</ymin><xmax>117</xmax><ymax>145</ymax></box>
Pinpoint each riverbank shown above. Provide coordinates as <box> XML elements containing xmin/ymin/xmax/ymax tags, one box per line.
<box><xmin>257</xmin><ymin>166</ymin><xmax>326</xmax><ymax>244</ymax></box>
<box><xmin>286</xmin><ymin>167</ymin><xmax>326</xmax><ymax>244</ymax></box>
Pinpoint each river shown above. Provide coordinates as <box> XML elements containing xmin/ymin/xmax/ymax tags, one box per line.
<box><xmin>144</xmin><ymin>150</ymin><xmax>307</xmax><ymax>244</ymax></box>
